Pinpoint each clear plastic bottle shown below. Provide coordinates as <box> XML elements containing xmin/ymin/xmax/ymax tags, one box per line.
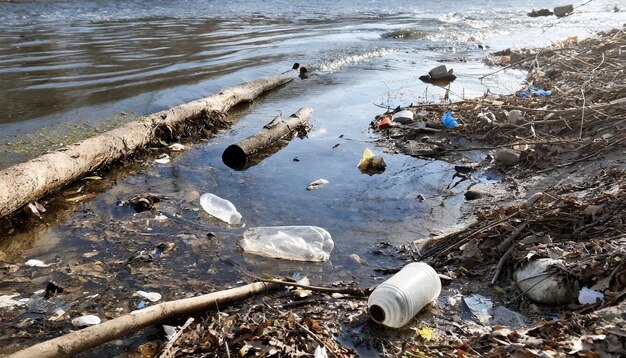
<box><xmin>239</xmin><ymin>226</ymin><xmax>334</xmax><ymax>262</ymax></box>
<box><xmin>199</xmin><ymin>193</ymin><xmax>242</xmax><ymax>225</ymax></box>
<box><xmin>367</xmin><ymin>262</ymin><xmax>441</xmax><ymax>328</ymax></box>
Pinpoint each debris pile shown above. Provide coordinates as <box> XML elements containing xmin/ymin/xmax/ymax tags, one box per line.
<box><xmin>373</xmin><ymin>28</ymin><xmax>626</xmax><ymax>175</ymax></box>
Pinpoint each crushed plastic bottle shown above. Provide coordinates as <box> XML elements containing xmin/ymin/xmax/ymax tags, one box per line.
<box><xmin>367</xmin><ymin>262</ymin><xmax>441</xmax><ymax>328</ymax></box>
<box><xmin>200</xmin><ymin>193</ymin><xmax>242</xmax><ymax>225</ymax></box>
<box><xmin>239</xmin><ymin>226</ymin><xmax>334</xmax><ymax>262</ymax></box>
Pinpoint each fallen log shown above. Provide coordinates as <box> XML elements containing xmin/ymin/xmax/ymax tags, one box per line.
<box><xmin>0</xmin><ymin>66</ymin><xmax>301</xmax><ymax>219</ymax></box>
<box><xmin>8</xmin><ymin>281</ymin><xmax>278</xmax><ymax>358</ymax></box>
<box><xmin>222</xmin><ymin>107</ymin><xmax>313</xmax><ymax>170</ymax></box>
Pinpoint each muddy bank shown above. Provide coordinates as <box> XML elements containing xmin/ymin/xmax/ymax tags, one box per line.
<box><xmin>1</xmin><ymin>27</ymin><xmax>625</xmax><ymax>357</ymax></box>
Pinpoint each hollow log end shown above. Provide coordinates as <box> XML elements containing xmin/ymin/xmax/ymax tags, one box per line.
<box><xmin>222</xmin><ymin>145</ymin><xmax>247</xmax><ymax>170</ymax></box>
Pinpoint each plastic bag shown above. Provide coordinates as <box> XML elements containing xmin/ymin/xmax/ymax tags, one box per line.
<box><xmin>441</xmin><ymin>111</ymin><xmax>459</xmax><ymax>128</ymax></box>
<box><xmin>239</xmin><ymin>226</ymin><xmax>334</xmax><ymax>262</ymax></box>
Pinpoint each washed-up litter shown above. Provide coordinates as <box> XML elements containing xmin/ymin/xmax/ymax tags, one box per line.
<box><xmin>463</xmin><ymin>294</ymin><xmax>493</xmax><ymax>325</ymax></box>
<box><xmin>24</xmin><ymin>259</ymin><xmax>50</xmax><ymax>267</ymax></box>
<box><xmin>491</xmin><ymin>306</ymin><xmax>527</xmax><ymax>328</ymax></box>
<box><xmin>392</xmin><ymin>110</ymin><xmax>414</xmax><ymax>124</ymax></box>
<box><xmin>72</xmin><ymin>315</ymin><xmax>101</xmax><ymax>327</ymax></box>
<box><xmin>293</xmin><ymin>276</ymin><xmax>313</xmax><ymax>298</ymax></box>
<box><xmin>134</xmin><ymin>291</ymin><xmax>162</xmax><ymax>302</ymax></box>
<box><xmin>441</xmin><ymin>112</ymin><xmax>459</xmax><ymax>128</ymax></box>
<box><xmin>368</xmin><ymin>262</ymin><xmax>441</xmax><ymax>328</ymax></box>
<box><xmin>26</xmin><ymin>294</ymin><xmax>69</xmax><ymax>320</ymax></box>
<box><xmin>578</xmin><ymin>287</ymin><xmax>604</xmax><ymax>305</ymax></box>
<box><xmin>518</xmin><ymin>84</ymin><xmax>552</xmax><ymax>97</ymax></box>
<box><xmin>306</xmin><ymin>179</ymin><xmax>329</xmax><ymax>190</ymax></box>
<box><xmin>163</xmin><ymin>325</ymin><xmax>177</xmax><ymax>340</ymax></box>
<box><xmin>239</xmin><ymin>226</ymin><xmax>334</xmax><ymax>262</ymax></box>
<box><xmin>0</xmin><ymin>294</ymin><xmax>27</xmax><ymax>309</ymax></box>
<box><xmin>357</xmin><ymin>148</ymin><xmax>386</xmax><ymax>175</ymax></box>
<box><xmin>154</xmin><ymin>153</ymin><xmax>171</xmax><ymax>164</ymax></box>
<box><xmin>314</xmin><ymin>346</ymin><xmax>328</xmax><ymax>358</ymax></box>
<box><xmin>199</xmin><ymin>193</ymin><xmax>242</xmax><ymax>225</ymax></box>
<box><xmin>169</xmin><ymin>143</ymin><xmax>185</xmax><ymax>151</ymax></box>
<box><xmin>377</xmin><ymin>116</ymin><xmax>393</xmax><ymax>129</ymax></box>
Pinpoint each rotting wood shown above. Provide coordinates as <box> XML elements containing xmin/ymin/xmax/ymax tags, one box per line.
<box><xmin>0</xmin><ymin>66</ymin><xmax>301</xmax><ymax>219</ymax></box>
<box><xmin>8</xmin><ymin>282</ymin><xmax>279</xmax><ymax>358</ymax></box>
<box><xmin>222</xmin><ymin>107</ymin><xmax>313</xmax><ymax>170</ymax></box>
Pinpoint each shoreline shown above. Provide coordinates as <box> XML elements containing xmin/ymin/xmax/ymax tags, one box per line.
<box><xmin>1</xmin><ymin>26</ymin><xmax>624</xmax><ymax>356</ymax></box>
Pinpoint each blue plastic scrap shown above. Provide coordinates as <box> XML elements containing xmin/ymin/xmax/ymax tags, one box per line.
<box><xmin>519</xmin><ymin>85</ymin><xmax>552</xmax><ymax>98</ymax></box>
<box><xmin>137</xmin><ymin>300</ymin><xmax>146</xmax><ymax>309</ymax></box>
<box><xmin>441</xmin><ymin>111</ymin><xmax>459</xmax><ymax>128</ymax></box>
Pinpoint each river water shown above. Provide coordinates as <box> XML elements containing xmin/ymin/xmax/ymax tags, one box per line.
<box><xmin>0</xmin><ymin>0</ymin><xmax>623</xmax><ymax>354</ymax></box>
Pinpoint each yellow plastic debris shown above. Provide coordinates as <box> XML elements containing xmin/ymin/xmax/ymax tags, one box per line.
<box><xmin>415</xmin><ymin>326</ymin><xmax>435</xmax><ymax>341</ymax></box>
<box><xmin>357</xmin><ymin>148</ymin><xmax>376</xmax><ymax>169</ymax></box>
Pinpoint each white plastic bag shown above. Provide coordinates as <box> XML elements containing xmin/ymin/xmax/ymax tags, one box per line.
<box><xmin>239</xmin><ymin>226</ymin><xmax>333</xmax><ymax>262</ymax></box>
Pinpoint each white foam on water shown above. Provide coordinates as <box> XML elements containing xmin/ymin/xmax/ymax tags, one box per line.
<box><xmin>315</xmin><ymin>48</ymin><xmax>394</xmax><ymax>73</ymax></box>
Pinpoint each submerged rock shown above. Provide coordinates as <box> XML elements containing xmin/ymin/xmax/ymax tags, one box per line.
<box><xmin>528</xmin><ymin>8</ymin><xmax>553</xmax><ymax>17</ymax></box>
<box><xmin>553</xmin><ymin>4</ymin><xmax>574</xmax><ymax>17</ymax></box>
<box><xmin>494</xmin><ymin>148</ymin><xmax>521</xmax><ymax>165</ymax></box>
<box><xmin>419</xmin><ymin>65</ymin><xmax>457</xmax><ymax>84</ymax></box>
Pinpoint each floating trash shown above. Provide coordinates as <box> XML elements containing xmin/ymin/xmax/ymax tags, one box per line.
<box><xmin>239</xmin><ymin>226</ymin><xmax>334</xmax><ymax>262</ymax></box>
<box><xmin>306</xmin><ymin>179</ymin><xmax>329</xmax><ymax>191</ymax></box>
<box><xmin>357</xmin><ymin>148</ymin><xmax>386</xmax><ymax>175</ymax></box>
<box><xmin>200</xmin><ymin>193</ymin><xmax>242</xmax><ymax>225</ymax></box>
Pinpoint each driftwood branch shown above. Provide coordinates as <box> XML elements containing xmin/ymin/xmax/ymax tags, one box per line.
<box><xmin>258</xmin><ymin>278</ymin><xmax>366</xmax><ymax>297</ymax></box>
<box><xmin>222</xmin><ymin>107</ymin><xmax>313</xmax><ymax>169</ymax></box>
<box><xmin>8</xmin><ymin>282</ymin><xmax>278</xmax><ymax>358</ymax></box>
<box><xmin>0</xmin><ymin>67</ymin><xmax>300</xmax><ymax>219</ymax></box>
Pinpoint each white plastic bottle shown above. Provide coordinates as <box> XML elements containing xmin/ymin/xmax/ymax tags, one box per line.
<box><xmin>239</xmin><ymin>226</ymin><xmax>334</xmax><ymax>262</ymax></box>
<box><xmin>367</xmin><ymin>262</ymin><xmax>441</xmax><ymax>328</ymax></box>
<box><xmin>199</xmin><ymin>193</ymin><xmax>242</xmax><ymax>225</ymax></box>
